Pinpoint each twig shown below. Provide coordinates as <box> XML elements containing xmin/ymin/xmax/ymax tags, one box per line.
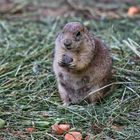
<box><xmin>83</xmin><ymin>81</ymin><xmax>139</xmax><ymax>100</ymax></box>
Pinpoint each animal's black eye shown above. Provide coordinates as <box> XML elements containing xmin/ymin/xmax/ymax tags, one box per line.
<box><xmin>75</xmin><ymin>31</ymin><xmax>81</xmax><ymax>37</ymax></box>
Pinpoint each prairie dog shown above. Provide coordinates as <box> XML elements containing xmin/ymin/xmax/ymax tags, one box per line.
<box><xmin>53</xmin><ymin>22</ymin><xmax>112</xmax><ymax>105</ymax></box>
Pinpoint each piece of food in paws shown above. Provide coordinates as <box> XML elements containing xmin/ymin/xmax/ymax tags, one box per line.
<box><xmin>59</xmin><ymin>54</ymin><xmax>73</xmax><ymax>67</ymax></box>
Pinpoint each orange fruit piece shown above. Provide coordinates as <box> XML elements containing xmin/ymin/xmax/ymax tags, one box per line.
<box><xmin>25</xmin><ymin>127</ymin><xmax>35</xmax><ymax>133</ymax></box>
<box><xmin>127</xmin><ymin>6</ymin><xmax>139</xmax><ymax>16</ymax></box>
<box><xmin>51</xmin><ymin>123</ymin><xmax>70</xmax><ymax>135</ymax></box>
<box><xmin>85</xmin><ymin>135</ymin><xmax>89</xmax><ymax>140</ymax></box>
<box><xmin>64</xmin><ymin>131</ymin><xmax>82</xmax><ymax>140</ymax></box>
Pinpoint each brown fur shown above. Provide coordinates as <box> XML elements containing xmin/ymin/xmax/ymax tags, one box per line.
<box><xmin>53</xmin><ymin>22</ymin><xmax>112</xmax><ymax>105</ymax></box>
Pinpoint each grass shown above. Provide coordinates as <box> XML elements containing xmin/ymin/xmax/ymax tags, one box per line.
<box><xmin>0</xmin><ymin>17</ymin><xmax>140</xmax><ymax>140</ymax></box>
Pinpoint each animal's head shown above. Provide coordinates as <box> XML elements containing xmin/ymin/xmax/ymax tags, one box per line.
<box><xmin>56</xmin><ymin>22</ymin><xmax>88</xmax><ymax>51</ymax></box>
<box><xmin>55</xmin><ymin>22</ymin><xmax>95</xmax><ymax>72</ymax></box>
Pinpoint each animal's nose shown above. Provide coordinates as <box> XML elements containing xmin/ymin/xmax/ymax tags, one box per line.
<box><xmin>64</xmin><ymin>39</ymin><xmax>72</xmax><ymax>49</ymax></box>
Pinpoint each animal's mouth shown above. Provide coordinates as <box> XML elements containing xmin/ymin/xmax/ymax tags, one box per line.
<box><xmin>62</xmin><ymin>41</ymin><xmax>81</xmax><ymax>51</ymax></box>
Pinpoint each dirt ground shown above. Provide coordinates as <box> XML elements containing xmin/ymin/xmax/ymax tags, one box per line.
<box><xmin>0</xmin><ymin>0</ymin><xmax>140</xmax><ymax>20</ymax></box>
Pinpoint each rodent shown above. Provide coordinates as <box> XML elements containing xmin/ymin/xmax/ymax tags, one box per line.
<box><xmin>53</xmin><ymin>22</ymin><xmax>112</xmax><ymax>105</ymax></box>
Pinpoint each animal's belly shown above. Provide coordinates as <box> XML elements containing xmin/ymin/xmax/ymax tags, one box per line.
<box><xmin>63</xmin><ymin>74</ymin><xmax>90</xmax><ymax>89</ymax></box>
<box><xmin>59</xmin><ymin>72</ymin><xmax>94</xmax><ymax>103</ymax></box>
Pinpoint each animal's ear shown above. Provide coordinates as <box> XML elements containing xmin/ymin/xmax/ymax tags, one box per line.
<box><xmin>83</xmin><ymin>26</ymin><xmax>88</xmax><ymax>33</ymax></box>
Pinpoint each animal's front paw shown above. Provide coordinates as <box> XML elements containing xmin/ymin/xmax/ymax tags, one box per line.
<box><xmin>58</xmin><ymin>54</ymin><xmax>73</xmax><ymax>67</ymax></box>
<box><xmin>58</xmin><ymin>59</ymin><xmax>67</xmax><ymax>67</ymax></box>
<box><xmin>68</xmin><ymin>62</ymin><xmax>76</xmax><ymax>69</ymax></box>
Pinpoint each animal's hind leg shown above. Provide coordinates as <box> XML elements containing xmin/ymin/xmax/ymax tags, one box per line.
<box><xmin>87</xmin><ymin>85</ymin><xmax>104</xmax><ymax>103</ymax></box>
<box><xmin>58</xmin><ymin>83</ymin><xmax>71</xmax><ymax>106</ymax></box>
